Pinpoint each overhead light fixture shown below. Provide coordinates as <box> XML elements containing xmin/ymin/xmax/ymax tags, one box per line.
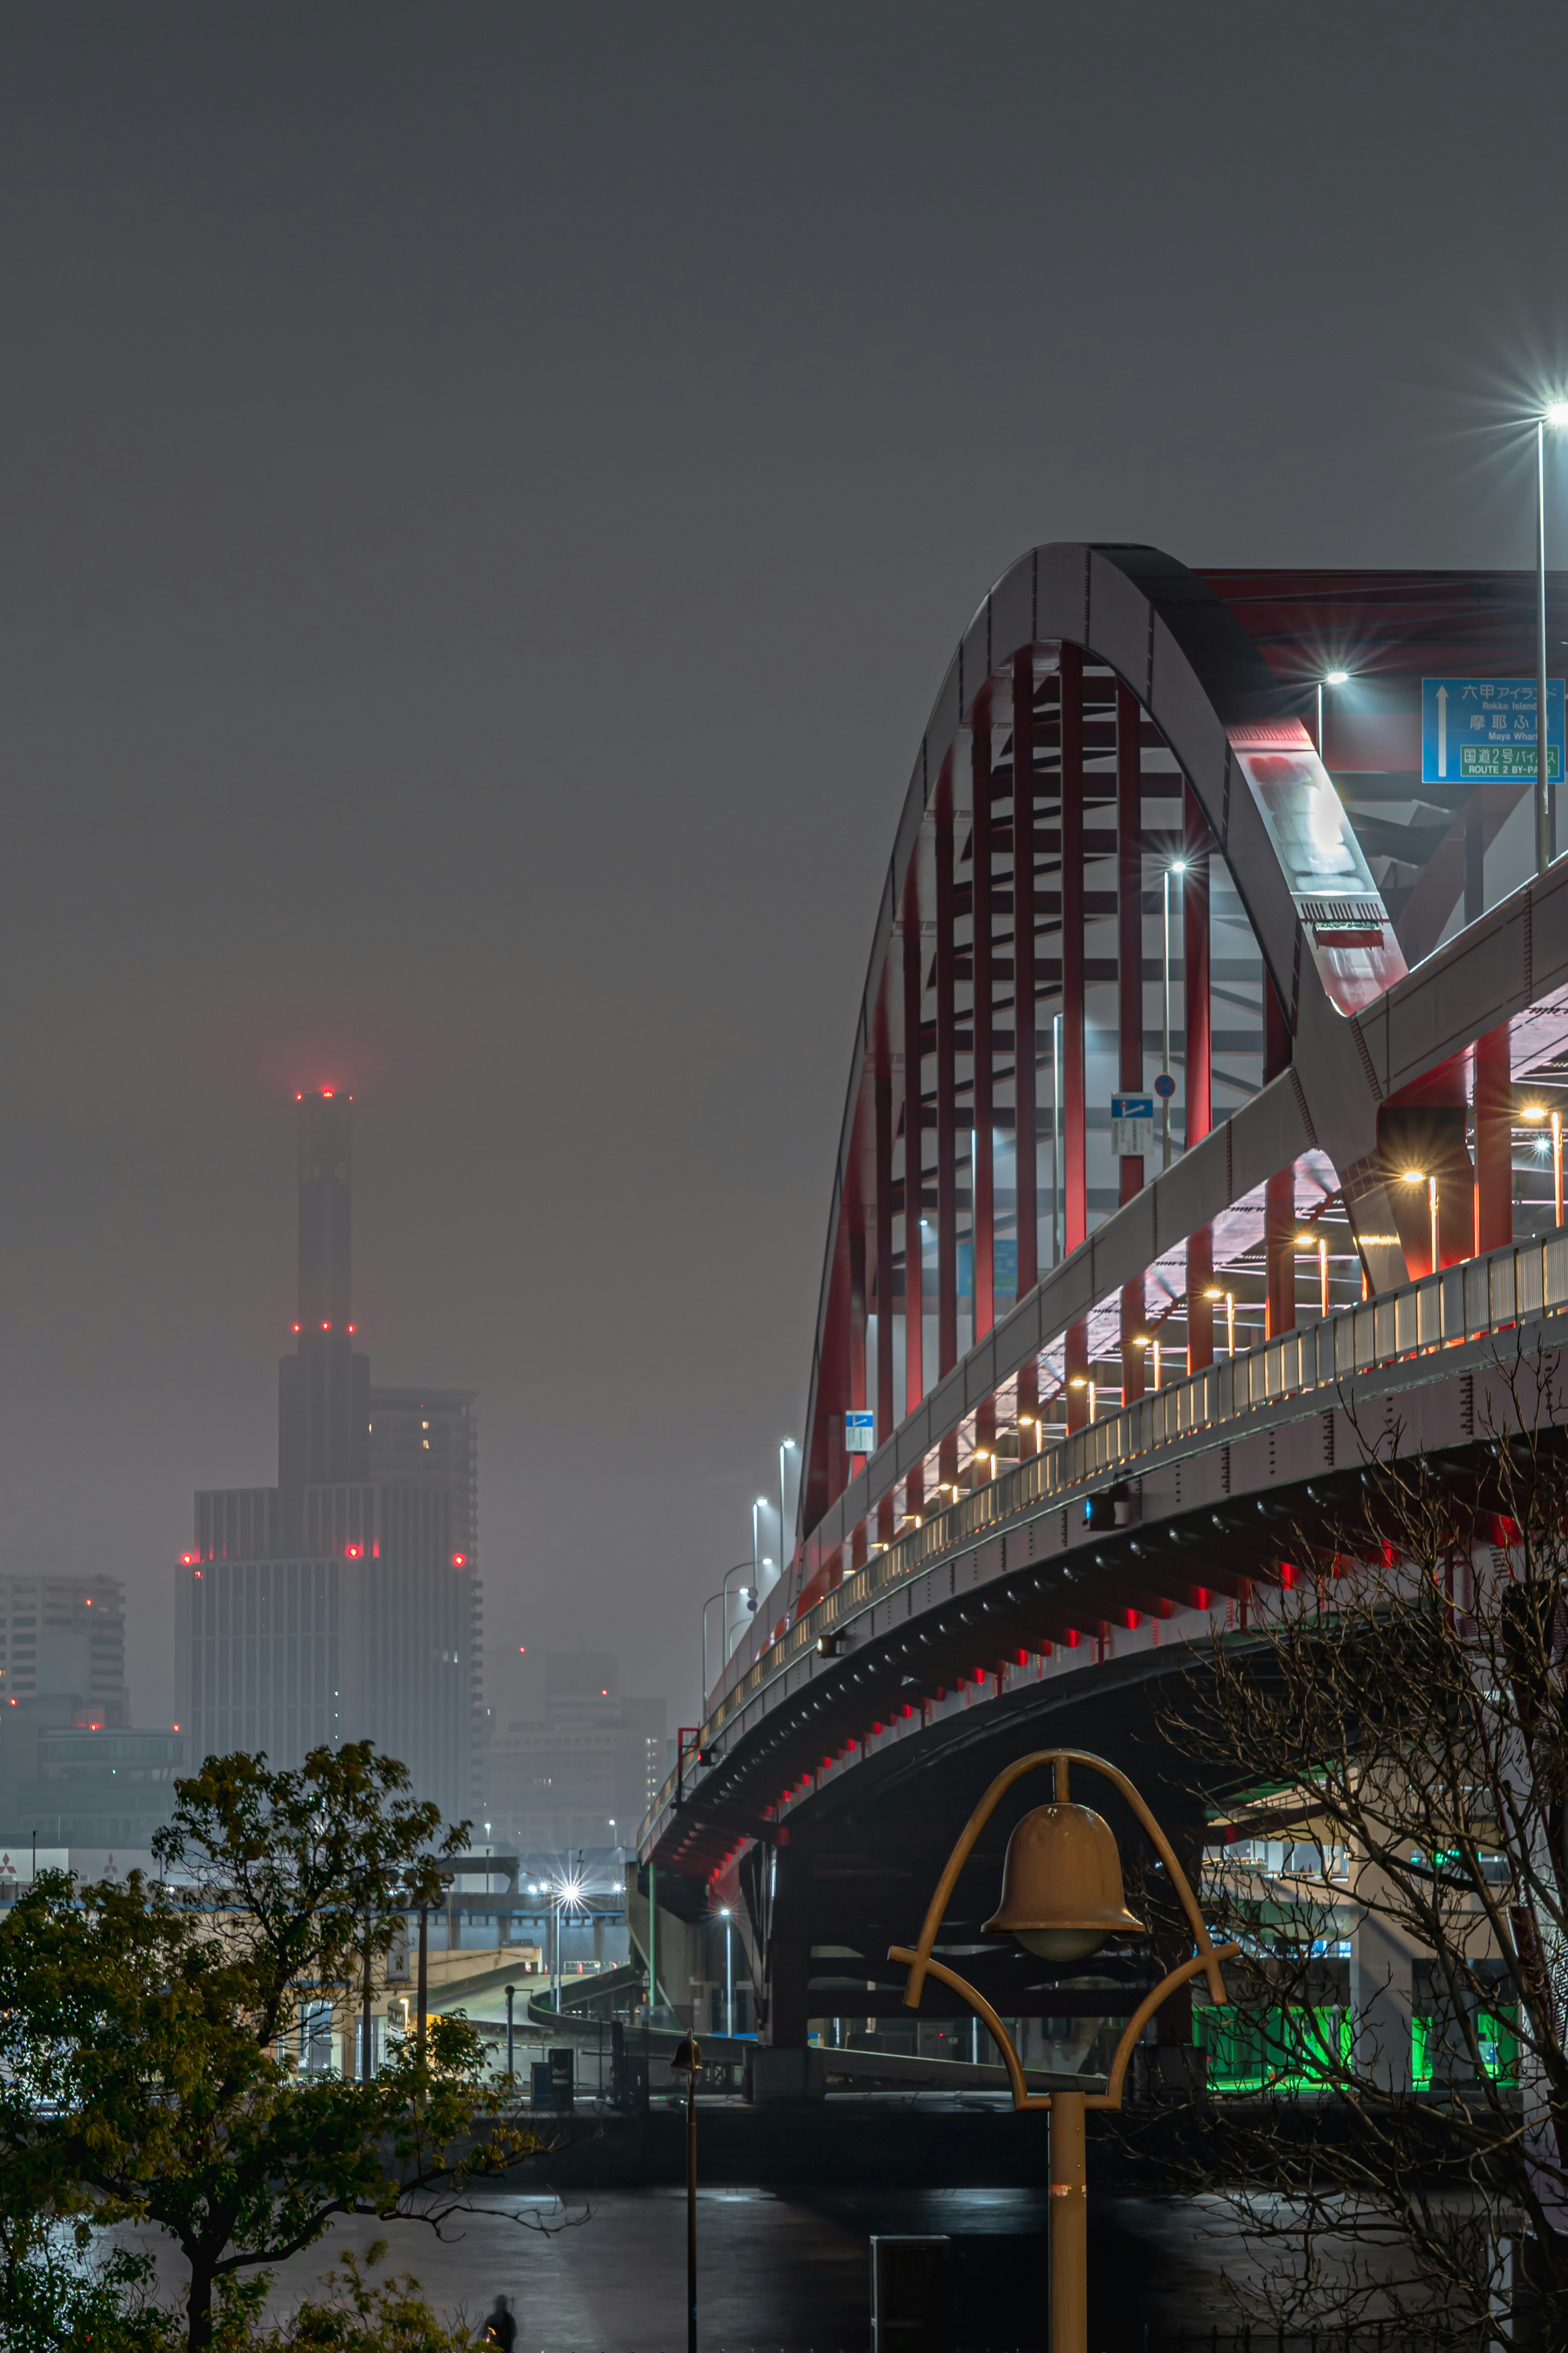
<box><xmin>1323</xmin><ymin>669</ymin><xmax>1350</xmax><ymax>687</ymax></box>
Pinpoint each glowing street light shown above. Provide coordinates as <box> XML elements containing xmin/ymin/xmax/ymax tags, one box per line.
<box><xmin>1523</xmin><ymin>1104</ymin><xmax>1566</xmax><ymax>1225</ymax></box>
<box><xmin>1298</xmin><ymin>1230</ymin><xmax>1330</xmax><ymax>1316</ymax></box>
<box><xmin>1317</xmin><ymin>669</ymin><xmax>1351</xmax><ymax>759</ymax></box>
<box><xmin>777</xmin><ymin>1437</ymin><xmax>796</xmax><ymax>1594</ymax></box>
<box><xmin>1535</xmin><ymin>404</ymin><xmax>1568</xmax><ymax>874</ymax></box>
<box><xmin>1403</xmin><ymin>1168</ymin><xmax>1440</xmax><ymax>1277</ymax></box>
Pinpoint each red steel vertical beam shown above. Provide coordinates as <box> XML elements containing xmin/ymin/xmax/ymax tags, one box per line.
<box><xmin>1474</xmin><ymin>1022</ymin><xmax>1514</xmax><ymax>1253</ymax></box>
<box><xmin>1012</xmin><ymin>652</ymin><xmax>1038</xmax><ymax>1301</ymax></box>
<box><xmin>849</xmin><ymin>1228</ymin><xmax>867</xmax><ymax>1414</ymax></box>
<box><xmin>1060</xmin><ymin>645</ymin><xmax>1090</xmax><ymax>1429</ymax></box>
<box><xmin>1264</xmin><ymin>977</ymin><xmax>1296</xmax><ymax>1338</ymax></box>
<box><xmin>936</xmin><ymin>786</ymin><xmax>959</xmax><ymax>1385</ymax></box>
<box><xmin>1183</xmin><ymin>783</ymin><xmax>1214</xmax><ymax>1372</ymax></box>
<box><xmin>874</xmin><ymin>1018</ymin><xmax>897</xmax><ymax>1542</ymax></box>
<box><xmin>972</xmin><ymin>697</ymin><xmax>996</xmax><ymax>1343</ymax></box>
<box><xmin>1012</xmin><ymin>652</ymin><xmax>1038</xmax><ymax>1435</ymax></box>
<box><xmin>901</xmin><ymin>894</ymin><xmax>925</xmax><ymax>1423</ymax></box>
<box><xmin>1116</xmin><ymin>684</ymin><xmax>1145</xmax><ymax>1405</ymax></box>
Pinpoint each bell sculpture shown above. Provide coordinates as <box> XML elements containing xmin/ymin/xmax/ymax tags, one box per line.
<box><xmin>982</xmin><ymin>1800</ymin><xmax>1146</xmax><ymax>1961</ymax></box>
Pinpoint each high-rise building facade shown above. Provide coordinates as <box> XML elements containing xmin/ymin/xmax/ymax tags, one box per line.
<box><xmin>176</xmin><ymin>1094</ymin><xmax>480</xmax><ymax>1826</ymax></box>
<box><xmin>483</xmin><ymin>1648</ymin><xmax>665</xmax><ymax>1855</ymax></box>
<box><xmin>0</xmin><ymin>1575</ymin><xmax>127</xmax><ymax>1724</ymax></box>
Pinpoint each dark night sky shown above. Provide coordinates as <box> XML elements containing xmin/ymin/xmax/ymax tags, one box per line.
<box><xmin>3</xmin><ymin>4</ymin><xmax>1567</xmax><ymax>1739</ymax></box>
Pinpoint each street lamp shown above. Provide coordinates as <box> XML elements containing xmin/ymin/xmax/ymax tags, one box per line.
<box><xmin>1523</xmin><ymin>1103</ymin><xmax>1566</xmax><ymax>1225</ymax></box>
<box><xmin>718</xmin><ymin>1904</ymin><xmax>734</xmax><ymax>2035</ymax></box>
<box><xmin>1298</xmin><ymin>1230</ymin><xmax>1330</xmax><ymax>1317</ymax></box>
<box><xmin>777</xmin><ymin>1438</ymin><xmax>796</xmax><ymax>1592</ymax></box>
<box><xmin>1537</xmin><ymin>404</ymin><xmax>1568</xmax><ymax>876</ymax></box>
<box><xmin>700</xmin><ymin>1560</ymin><xmax>753</xmax><ymax>1701</ymax></box>
<box><xmin>1402</xmin><ymin>1167</ymin><xmax>1439</xmax><ymax>1277</ymax></box>
<box><xmin>670</xmin><ymin>2034</ymin><xmax>704</xmax><ymax>2353</ymax></box>
<box><xmin>890</xmin><ymin>1749</ymin><xmax>1237</xmax><ymax>2353</ymax></box>
<box><xmin>1316</xmin><ymin>669</ymin><xmax>1350</xmax><ymax>761</ymax></box>
<box><xmin>1160</xmin><ymin>861</ymin><xmax>1186</xmax><ymax>1171</ymax></box>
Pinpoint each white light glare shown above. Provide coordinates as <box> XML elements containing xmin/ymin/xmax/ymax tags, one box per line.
<box><xmin>1545</xmin><ymin>402</ymin><xmax>1568</xmax><ymax>429</ymax></box>
<box><xmin>1323</xmin><ymin>669</ymin><xmax>1350</xmax><ymax>686</ymax></box>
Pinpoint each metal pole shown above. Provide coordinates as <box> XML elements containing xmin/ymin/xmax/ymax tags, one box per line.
<box><xmin>1050</xmin><ymin>2090</ymin><xmax>1089</xmax><ymax>2353</ymax></box>
<box><xmin>1555</xmin><ymin>1111</ymin><xmax>1565</xmax><ymax>1227</ymax></box>
<box><xmin>1429</xmin><ymin>1177</ymin><xmax>1440</xmax><ymax>1279</ymax></box>
<box><xmin>724</xmin><ymin>1912</ymin><xmax>733</xmax><ymax>2037</ymax></box>
<box><xmin>778</xmin><ymin>1439</ymin><xmax>793</xmax><ymax>1597</ymax></box>
<box><xmin>1161</xmin><ymin>868</ymin><xmax>1174</xmax><ymax>1172</ymax></box>
<box><xmin>506</xmin><ymin>1982</ymin><xmax>515</xmax><ymax>2081</ymax></box>
<box><xmin>361</xmin><ymin>1920</ymin><xmax>373</xmax><ymax>2083</ymax></box>
<box><xmin>648</xmin><ymin>1861</ymin><xmax>658</xmax><ymax>2024</ymax></box>
<box><xmin>686</xmin><ymin>2062</ymin><xmax>698</xmax><ymax>2353</ymax></box>
<box><xmin>1539</xmin><ymin>418</ymin><xmax>1552</xmax><ymax>877</ymax></box>
<box><xmin>416</xmin><ymin>1904</ymin><xmax>428</xmax><ymax>2097</ymax></box>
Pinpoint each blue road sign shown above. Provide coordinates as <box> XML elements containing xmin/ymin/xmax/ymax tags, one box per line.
<box><xmin>844</xmin><ymin>1410</ymin><xmax>875</xmax><ymax>1454</ymax></box>
<box><xmin>1111</xmin><ymin>1095</ymin><xmax>1154</xmax><ymax>1155</ymax></box>
<box><xmin>1422</xmin><ymin>677</ymin><xmax>1564</xmax><ymax>785</ymax></box>
<box><xmin>1153</xmin><ymin>1073</ymin><xmax>1177</xmax><ymax>1100</ymax></box>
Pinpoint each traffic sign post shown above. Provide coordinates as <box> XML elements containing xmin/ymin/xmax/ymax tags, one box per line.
<box><xmin>1422</xmin><ymin>676</ymin><xmax>1564</xmax><ymax>785</ymax></box>
<box><xmin>1111</xmin><ymin>1096</ymin><xmax>1154</xmax><ymax>1157</ymax></box>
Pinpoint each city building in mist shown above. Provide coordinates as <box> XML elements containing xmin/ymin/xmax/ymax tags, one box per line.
<box><xmin>483</xmin><ymin>1647</ymin><xmax>664</xmax><ymax>1858</ymax></box>
<box><xmin>0</xmin><ymin>1573</ymin><xmax>128</xmax><ymax>1723</ymax></box>
<box><xmin>0</xmin><ymin>1575</ymin><xmax>190</xmax><ymax>1852</ymax></box>
<box><xmin>175</xmin><ymin>1092</ymin><xmax>481</xmax><ymax>1826</ymax></box>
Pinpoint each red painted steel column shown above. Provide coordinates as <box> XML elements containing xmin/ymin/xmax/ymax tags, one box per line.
<box><xmin>902</xmin><ymin>897</ymin><xmax>925</xmax><ymax>1421</ymax></box>
<box><xmin>1116</xmin><ymin>684</ymin><xmax>1145</xmax><ymax>1405</ymax></box>
<box><xmin>1060</xmin><ymin>646</ymin><xmax>1089</xmax><ymax>1431</ymax></box>
<box><xmin>936</xmin><ymin>787</ymin><xmax>959</xmax><ymax>1385</ymax></box>
<box><xmin>1183</xmin><ymin>783</ymin><xmax>1214</xmax><ymax>1374</ymax></box>
<box><xmin>1012</xmin><ymin>653</ymin><xmax>1038</xmax><ymax>1437</ymax></box>
<box><xmin>1012</xmin><ymin>652</ymin><xmax>1038</xmax><ymax>1301</ymax></box>
<box><xmin>875</xmin><ymin>1028</ymin><xmax>895</xmax><ymax>1444</ymax></box>
<box><xmin>1264</xmin><ymin>977</ymin><xmax>1296</xmax><ymax>1338</ymax></box>
<box><xmin>1474</xmin><ymin>1023</ymin><xmax>1513</xmax><ymax>1254</ymax></box>
<box><xmin>972</xmin><ymin>702</ymin><xmax>996</xmax><ymax>1341</ymax></box>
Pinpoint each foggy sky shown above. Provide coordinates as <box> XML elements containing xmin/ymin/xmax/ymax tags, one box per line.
<box><xmin>4</xmin><ymin>3</ymin><xmax>1567</xmax><ymax>1740</ymax></box>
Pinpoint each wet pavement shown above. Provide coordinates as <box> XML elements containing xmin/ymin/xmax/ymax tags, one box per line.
<box><xmin>122</xmin><ymin>2182</ymin><xmax>1243</xmax><ymax>2351</ymax></box>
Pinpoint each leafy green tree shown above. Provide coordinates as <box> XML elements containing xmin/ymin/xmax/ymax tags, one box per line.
<box><xmin>0</xmin><ymin>1744</ymin><xmax>550</xmax><ymax>2353</ymax></box>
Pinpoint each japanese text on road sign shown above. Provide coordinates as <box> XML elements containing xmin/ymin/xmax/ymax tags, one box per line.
<box><xmin>1422</xmin><ymin>677</ymin><xmax>1564</xmax><ymax>785</ymax></box>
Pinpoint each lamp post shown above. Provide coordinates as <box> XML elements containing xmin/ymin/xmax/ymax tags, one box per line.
<box><xmin>1161</xmin><ymin>862</ymin><xmax>1185</xmax><ymax>1171</ymax></box>
<box><xmin>1537</xmin><ymin>406</ymin><xmax>1568</xmax><ymax>876</ymax></box>
<box><xmin>700</xmin><ymin>1560</ymin><xmax>753</xmax><ymax>1704</ymax></box>
<box><xmin>1403</xmin><ymin>1167</ymin><xmax>1439</xmax><ymax>1277</ymax></box>
<box><xmin>719</xmin><ymin>1904</ymin><xmax>734</xmax><ymax>2035</ymax></box>
<box><xmin>777</xmin><ymin>1437</ymin><xmax>796</xmax><ymax>1594</ymax></box>
<box><xmin>505</xmin><ymin>1982</ymin><xmax>516</xmax><ymax>2082</ymax></box>
<box><xmin>670</xmin><ymin>2034</ymin><xmax>704</xmax><ymax>2353</ymax></box>
<box><xmin>1316</xmin><ymin>669</ymin><xmax>1349</xmax><ymax>761</ymax></box>
<box><xmin>890</xmin><ymin>1749</ymin><xmax>1237</xmax><ymax>2353</ymax></box>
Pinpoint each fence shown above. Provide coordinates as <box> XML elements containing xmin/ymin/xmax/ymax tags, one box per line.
<box><xmin>646</xmin><ymin>1230</ymin><xmax>1568</xmax><ymax>1840</ymax></box>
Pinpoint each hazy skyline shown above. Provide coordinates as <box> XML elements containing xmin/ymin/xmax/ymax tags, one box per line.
<box><xmin>4</xmin><ymin>4</ymin><xmax>1568</xmax><ymax>1744</ymax></box>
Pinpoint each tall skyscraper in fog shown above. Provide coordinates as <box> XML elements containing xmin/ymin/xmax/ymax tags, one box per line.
<box><xmin>175</xmin><ymin>1093</ymin><xmax>480</xmax><ymax>1824</ymax></box>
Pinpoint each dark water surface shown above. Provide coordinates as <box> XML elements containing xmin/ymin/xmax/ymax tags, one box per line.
<box><xmin>124</xmin><ymin>2185</ymin><xmax>1234</xmax><ymax>2350</ymax></box>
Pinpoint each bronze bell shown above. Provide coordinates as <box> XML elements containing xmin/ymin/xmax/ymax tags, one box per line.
<box><xmin>982</xmin><ymin>1801</ymin><xmax>1147</xmax><ymax>1962</ymax></box>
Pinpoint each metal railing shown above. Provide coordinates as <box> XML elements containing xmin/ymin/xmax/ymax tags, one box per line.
<box><xmin>644</xmin><ymin>1230</ymin><xmax>1568</xmax><ymax>1844</ymax></box>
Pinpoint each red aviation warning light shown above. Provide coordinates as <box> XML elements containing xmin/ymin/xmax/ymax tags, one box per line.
<box><xmin>452</xmin><ymin>1552</ymin><xmax>468</xmax><ymax>1567</ymax></box>
<box><xmin>345</xmin><ymin>1543</ymin><xmax>364</xmax><ymax>1560</ymax></box>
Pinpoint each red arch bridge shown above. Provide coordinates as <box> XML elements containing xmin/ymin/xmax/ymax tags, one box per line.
<box><xmin>637</xmin><ymin>544</ymin><xmax>1568</xmax><ymax>2092</ymax></box>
